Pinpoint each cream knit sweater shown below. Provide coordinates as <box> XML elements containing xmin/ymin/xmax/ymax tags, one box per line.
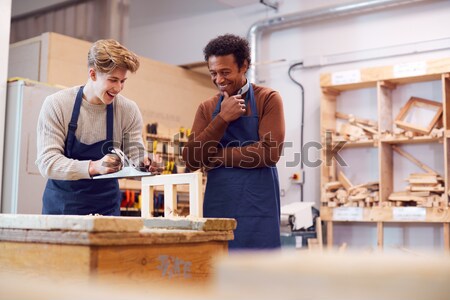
<box><xmin>36</xmin><ymin>86</ymin><xmax>145</xmax><ymax>180</ymax></box>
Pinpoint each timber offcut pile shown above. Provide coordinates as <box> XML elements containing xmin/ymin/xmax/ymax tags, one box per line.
<box><xmin>322</xmin><ymin>171</ymin><xmax>379</xmax><ymax>208</ymax></box>
<box><xmin>388</xmin><ymin>173</ymin><xmax>446</xmax><ymax>207</ymax></box>
<box><xmin>331</xmin><ymin>112</ymin><xmax>378</xmax><ymax>144</ymax></box>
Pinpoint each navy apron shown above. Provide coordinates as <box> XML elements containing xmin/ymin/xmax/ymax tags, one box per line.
<box><xmin>42</xmin><ymin>86</ymin><xmax>121</xmax><ymax>216</ymax></box>
<box><xmin>203</xmin><ymin>85</ymin><xmax>281</xmax><ymax>249</ymax></box>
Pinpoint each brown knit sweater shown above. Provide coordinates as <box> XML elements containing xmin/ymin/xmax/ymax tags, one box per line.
<box><xmin>183</xmin><ymin>84</ymin><xmax>285</xmax><ymax>170</ymax></box>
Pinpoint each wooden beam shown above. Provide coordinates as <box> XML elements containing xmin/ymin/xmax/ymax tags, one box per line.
<box><xmin>392</xmin><ymin>145</ymin><xmax>440</xmax><ymax>175</ymax></box>
<box><xmin>338</xmin><ymin>171</ymin><xmax>353</xmax><ymax>190</ymax></box>
<box><xmin>379</xmin><ymin>80</ymin><xmax>397</xmax><ymax>90</ymax></box>
<box><xmin>326</xmin><ymin>221</ymin><xmax>333</xmax><ymax>250</ymax></box>
<box><xmin>377</xmin><ymin>222</ymin><xmax>384</xmax><ymax>251</ymax></box>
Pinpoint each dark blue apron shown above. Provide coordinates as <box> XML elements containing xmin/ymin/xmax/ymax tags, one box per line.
<box><xmin>42</xmin><ymin>86</ymin><xmax>121</xmax><ymax>216</ymax></box>
<box><xmin>204</xmin><ymin>85</ymin><xmax>281</xmax><ymax>249</ymax></box>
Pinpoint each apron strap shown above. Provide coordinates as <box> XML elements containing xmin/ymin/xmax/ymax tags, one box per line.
<box><xmin>65</xmin><ymin>86</ymin><xmax>84</xmax><ymax>157</ymax></box>
<box><xmin>65</xmin><ymin>86</ymin><xmax>115</xmax><ymax>157</ymax></box>
<box><xmin>103</xmin><ymin>103</ymin><xmax>114</xmax><ymax>153</ymax></box>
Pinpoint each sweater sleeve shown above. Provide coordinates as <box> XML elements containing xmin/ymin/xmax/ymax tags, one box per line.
<box><xmin>182</xmin><ymin>101</ymin><xmax>229</xmax><ymax>171</ymax></box>
<box><xmin>122</xmin><ymin>100</ymin><xmax>145</xmax><ymax>166</ymax></box>
<box><xmin>35</xmin><ymin>96</ymin><xmax>91</xmax><ymax>180</ymax></box>
<box><xmin>209</xmin><ymin>91</ymin><xmax>285</xmax><ymax>168</ymax></box>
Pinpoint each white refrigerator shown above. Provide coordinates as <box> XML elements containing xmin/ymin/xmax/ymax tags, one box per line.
<box><xmin>2</xmin><ymin>79</ymin><xmax>61</xmax><ymax>213</ymax></box>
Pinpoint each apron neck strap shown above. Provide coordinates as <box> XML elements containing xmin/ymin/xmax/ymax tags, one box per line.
<box><xmin>65</xmin><ymin>86</ymin><xmax>114</xmax><ymax>157</ymax></box>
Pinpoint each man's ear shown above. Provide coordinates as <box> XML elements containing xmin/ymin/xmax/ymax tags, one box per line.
<box><xmin>89</xmin><ymin>68</ymin><xmax>96</xmax><ymax>81</ymax></box>
<box><xmin>240</xmin><ymin>60</ymin><xmax>249</xmax><ymax>73</ymax></box>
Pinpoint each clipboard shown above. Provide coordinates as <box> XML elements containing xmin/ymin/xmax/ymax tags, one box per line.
<box><xmin>93</xmin><ymin>166</ymin><xmax>156</xmax><ymax>179</ymax></box>
<box><xmin>92</xmin><ymin>147</ymin><xmax>156</xmax><ymax>179</ymax></box>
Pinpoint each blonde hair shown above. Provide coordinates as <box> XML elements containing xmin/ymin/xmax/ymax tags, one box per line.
<box><xmin>87</xmin><ymin>39</ymin><xmax>140</xmax><ymax>73</ymax></box>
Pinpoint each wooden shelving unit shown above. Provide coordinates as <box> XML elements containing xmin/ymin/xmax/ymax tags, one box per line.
<box><xmin>320</xmin><ymin>57</ymin><xmax>450</xmax><ymax>251</ymax></box>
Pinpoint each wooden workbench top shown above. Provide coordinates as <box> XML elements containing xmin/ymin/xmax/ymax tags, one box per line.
<box><xmin>0</xmin><ymin>214</ymin><xmax>236</xmax><ymax>245</ymax></box>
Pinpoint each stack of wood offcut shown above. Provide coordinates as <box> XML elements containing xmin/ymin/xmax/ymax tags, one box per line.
<box><xmin>382</xmin><ymin>125</ymin><xmax>444</xmax><ymax>140</ymax></box>
<box><xmin>322</xmin><ymin>171</ymin><xmax>379</xmax><ymax>208</ymax></box>
<box><xmin>332</xmin><ymin>112</ymin><xmax>378</xmax><ymax>143</ymax></box>
<box><xmin>388</xmin><ymin>173</ymin><xmax>446</xmax><ymax>207</ymax></box>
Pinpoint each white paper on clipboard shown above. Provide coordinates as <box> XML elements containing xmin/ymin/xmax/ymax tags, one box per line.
<box><xmin>93</xmin><ymin>167</ymin><xmax>156</xmax><ymax>179</ymax></box>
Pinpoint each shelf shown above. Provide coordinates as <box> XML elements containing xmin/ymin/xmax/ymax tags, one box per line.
<box><xmin>381</xmin><ymin>136</ymin><xmax>443</xmax><ymax>145</ymax></box>
<box><xmin>146</xmin><ymin>133</ymin><xmax>188</xmax><ymax>143</ymax></box>
<box><xmin>338</xmin><ymin>140</ymin><xmax>377</xmax><ymax>149</ymax></box>
<box><xmin>320</xmin><ymin>207</ymin><xmax>450</xmax><ymax>223</ymax></box>
<box><xmin>320</xmin><ymin>57</ymin><xmax>450</xmax><ymax>91</ymax></box>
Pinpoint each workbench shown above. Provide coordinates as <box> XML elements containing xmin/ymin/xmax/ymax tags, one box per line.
<box><xmin>0</xmin><ymin>214</ymin><xmax>235</xmax><ymax>285</ymax></box>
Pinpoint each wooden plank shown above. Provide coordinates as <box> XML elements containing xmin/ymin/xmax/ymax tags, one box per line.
<box><xmin>0</xmin><ymin>214</ymin><xmax>143</xmax><ymax>232</ymax></box>
<box><xmin>379</xmin><ymin>142</ymin><xmax>393</xmax><ymax>203</ymax></box>
<box><xmin>338</xmin><ymin>171</ymin><xmax>353</xmax><ymax>190</ymax></box>
<box><xmin>316</xmin><ymin>217</ymin><xmax>323</xmax><ymax>251</ymax></box>
<box><xmin>326</xmin><ymin>221</ymin><xmax>333</xmax><ymax>250</ymax></box>
<box><xmin>0</xmin><ymin>228</ymin><xmax>234</xmax><ymax>246</ymax></box>
<box><xmin>335</xmin><ymin>112</ymin><xmax>377</xmax><ymax>127</ymax></box>
<box><xmin>347</xmin><ymin>181</ymin><xmax>379</xmax><ymax>193</ymax></box>
<box><xmin>143</xmin><ymin>217</ymin><xmax>236</xmax><ymax>231</ymax></box>
<box><xmin>381</xmin><ymin>136</ymin><xmax>442</xmax><ymax>145</ymax></box>
<box><xmin>378</xmin><ymin>76</ymin><xmax>392</xmax><ymax>136</ymax></box>
<box><xmin>324</xmin><ymin>181</ymin><xmax>343</xmax><ymax>190</ymax></box>
<box><xmin>443</xmin><ymin>75</ymin><xmax>450</xmax><ymax>208</ymax></box>
<box><xmin>377</xmin><ymin>222</ymin><xmax>383</xmax><ymax>250</ymax></box>
<box><xmin>392</xmin><ymin>145</ymin><xmax>439</xmax><ymax>175</ymax></box>
<box><xmin>355</xmin><ymin>123</ymin><xmax>378</xmax><ymax>135</ymax></box>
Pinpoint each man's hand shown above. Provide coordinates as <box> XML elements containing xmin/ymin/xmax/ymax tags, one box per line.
<box><xmin>142</xmin><ymin>154</ymin><xmax>164</xmax><ymax>174</ymax></box>
<box><xmin>89</xmin><ymin>153</ymin><xmax>122</xmax><ymax>176</ymax></box>
<box><xmin>218</xmin><ymin>91</ymin><xmax>246</xmax><ymax>123</ymax></box>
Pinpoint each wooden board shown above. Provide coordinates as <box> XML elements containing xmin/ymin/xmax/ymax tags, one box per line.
<box><xmin>0</xmin><ymin>214</ymin><xmax>143</xmax><ymax>232</ymax></box>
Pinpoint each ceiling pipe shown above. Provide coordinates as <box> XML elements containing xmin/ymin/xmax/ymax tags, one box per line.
<box><xmin>247</xmin><ymin>0</ymin><xmax>439</xmax><ymax>83</ymax></box>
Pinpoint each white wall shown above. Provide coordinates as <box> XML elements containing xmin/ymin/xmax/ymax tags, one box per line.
<box><xmin>128</xmin><ymin>0</ymin><xmax>450</xmax><ymax>251</ymax></box>
<box><xmin>0</xmin><ymin>0</ymin><xmax>12</xmax><ymax>212</ymax></box>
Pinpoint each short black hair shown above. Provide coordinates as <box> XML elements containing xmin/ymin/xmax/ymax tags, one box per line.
<box><xmin>203</xmin><ymin>34</ymin><xmax>251</xmax><ymax>70</ymax></box>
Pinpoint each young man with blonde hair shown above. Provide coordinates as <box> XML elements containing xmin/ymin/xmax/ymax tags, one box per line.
<box><xmin>36</xmin><ymin>39</ymin><xmax>152</xmax><ymax>216</ymax></box>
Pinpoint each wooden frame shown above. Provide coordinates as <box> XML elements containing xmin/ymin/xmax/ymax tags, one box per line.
<box><xmin>395</xmin><ymin>97</ymin><xmax>442</xmax><ymax>134</ymax></box>
<box><xmin>141</xmin><ymin>172</ymin><xmax>203</xmax><ymax>218</ymax></box>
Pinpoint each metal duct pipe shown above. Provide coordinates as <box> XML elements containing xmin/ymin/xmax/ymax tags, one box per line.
<box><xmin>247</xmin><ymin>0</ymin><xmax>437</xmax><ymax>83</ymax></box>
